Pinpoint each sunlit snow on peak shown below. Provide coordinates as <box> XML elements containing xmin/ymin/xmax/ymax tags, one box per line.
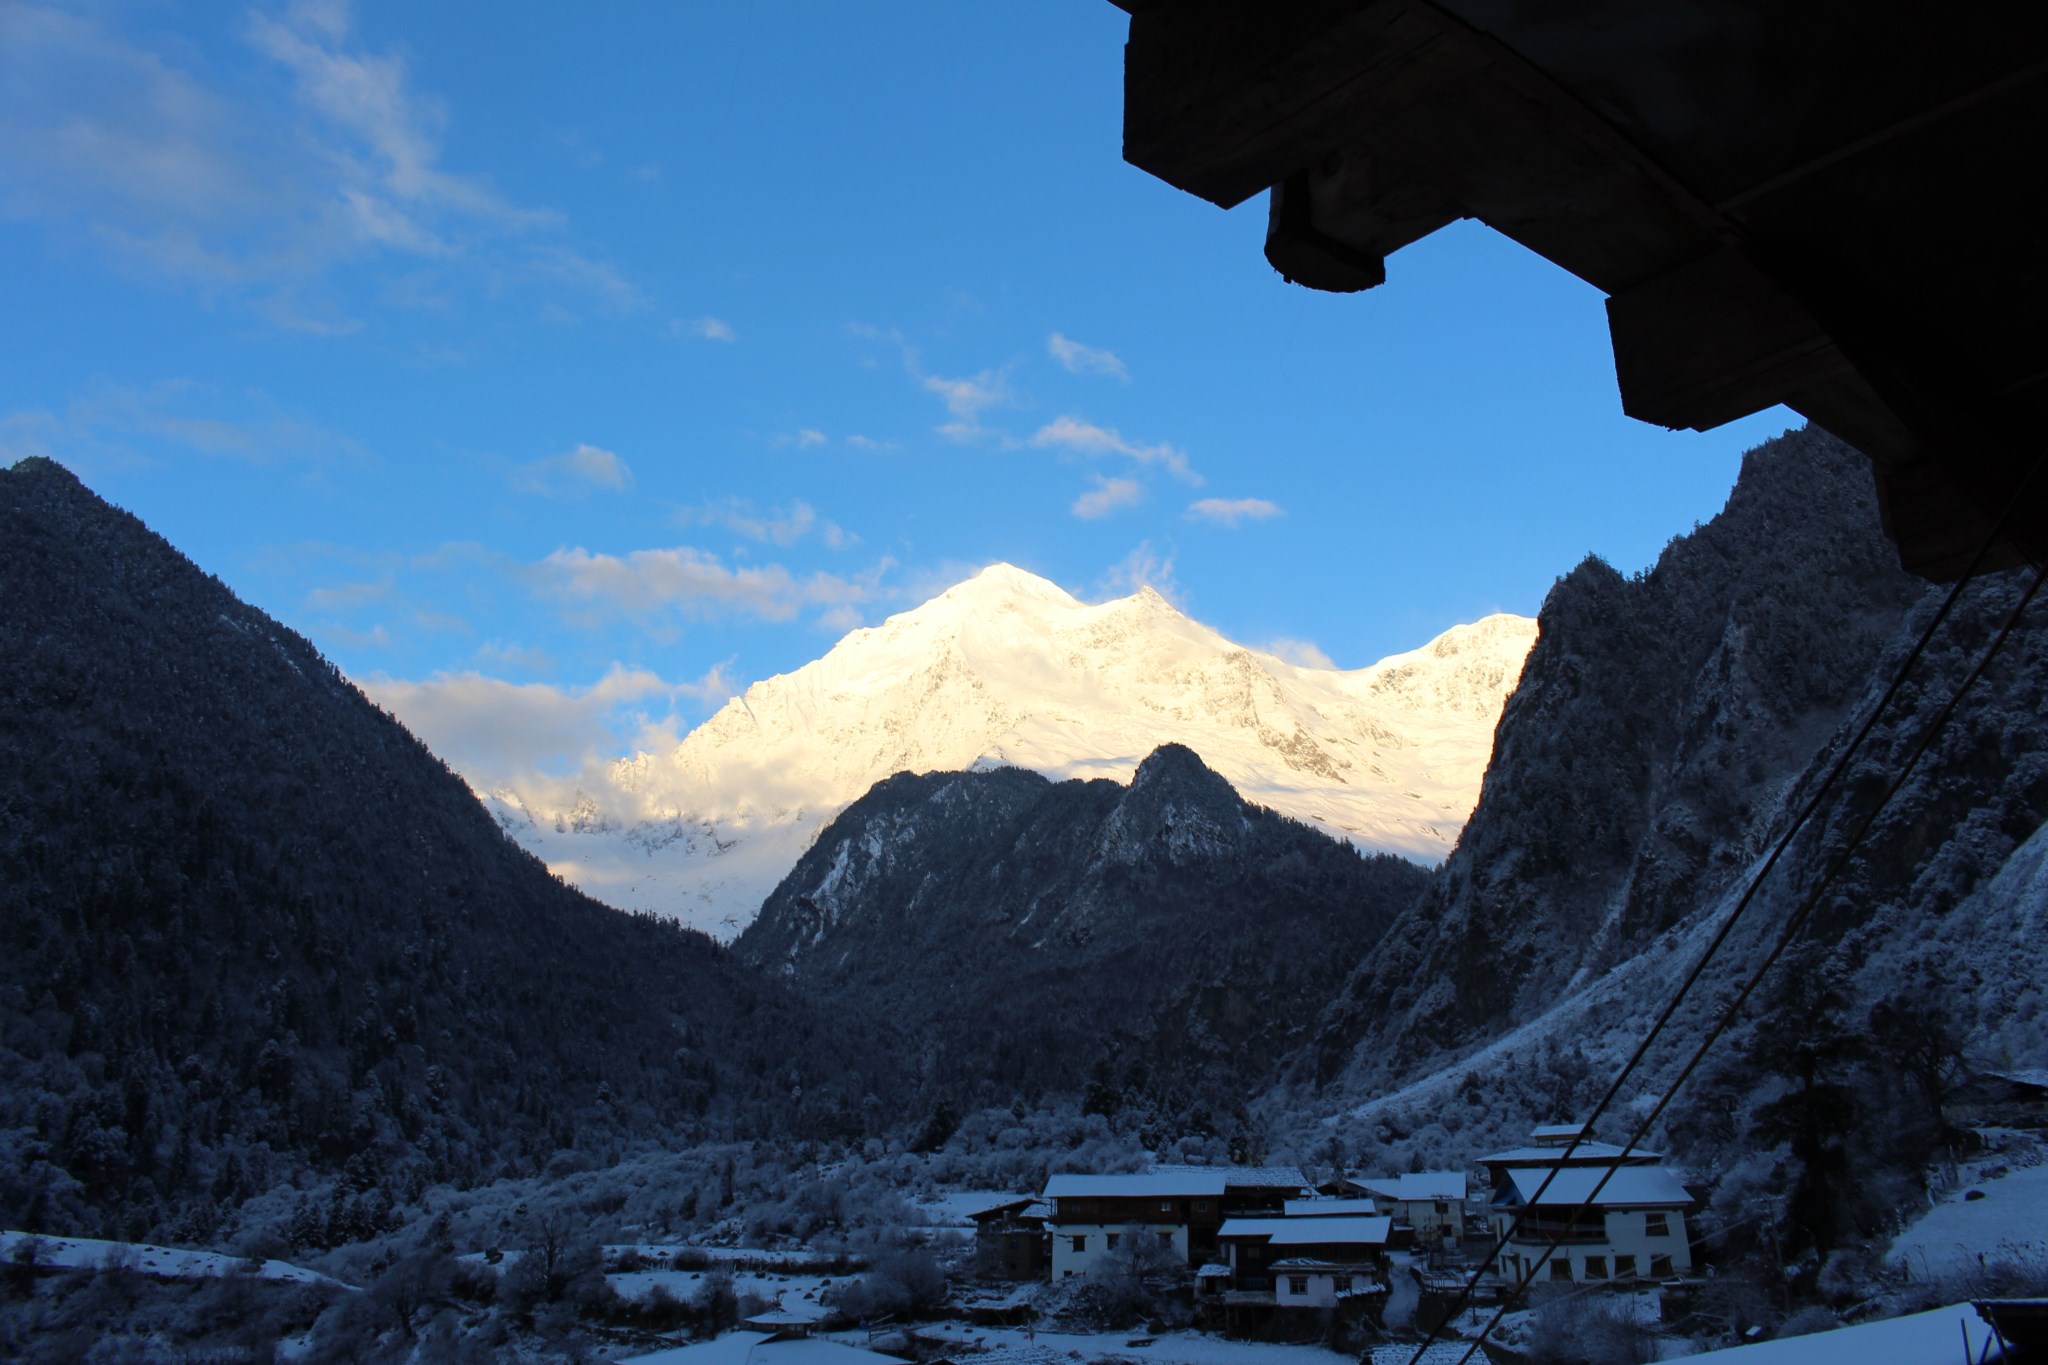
<box><xmin>478</xmin><ymin>565</ymin><xmax>1538</xmax><ymax>940</ymax></box>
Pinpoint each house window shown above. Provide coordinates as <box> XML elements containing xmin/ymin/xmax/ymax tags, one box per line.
<box><xmin>1071</xmin><ymin>1235</ymin><xmax>1086</xmax><ymax>1253</ymax></box>
<box><xmin>1333</xmin><ymin>1275</ymin><xmax>1353</xmax><ymax>1293</ymax></box>
<box><xmin>1435</xmin><ymin>1201</ymin><xmax>1449</xmax><ymax>1214</ymax></box>
<box><xmin>1644</xmin><ymin>1212</ymin><xmax>1670</xmax><ymax>1237</ymax></box>
<box><xmin>1106</xmin><ymin>1233</ymin><xmax>1121</xmax><ymax>1251</ymax></box>
<box><xmin>1614</xmin><ymin>1255</ymin><xmax>1636</xmax><ymax>1278</ymax></box>
<box><xmin>1650</xmin><ymin>1254</ymin><xmax>1674</xmax><ymax>1277</ymax></box>
<box><xmin>1288</xmin><ymin>1276</ymin><xmax>1309</xmax><ymax>1295</ymax></box>
<box><xmin>1195</xmin><ymin>1199</ymin><xmax>1209</xmax><ymax>1212</ymax></box>
<box><xmin>1551</xmin><ymin>1260</ymin><xmax>1572</xmax><ymax>1282</ymax></box>
<box><xmin>1157</xmin><ymin>1231</ymin><xmax>1173</xmax><ymax>1247</ymax></box>
<box><xmin>1585</xmin><ymin>1256</ymin><xmax>1607</xmax><ymax>1279</ymax></box>
<box><xmin>1160</xmin><ymin>1199</ymin><xmax>1174</xmax><ymax>1212</ymax></box>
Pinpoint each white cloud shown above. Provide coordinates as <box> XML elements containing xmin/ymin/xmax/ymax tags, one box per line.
<box><xmin>674</xmin><ymin>315</ymin><xmax>735</xmax><ymax>342</ymax></box>
<box><xmin>362</xmin><ymin>661</ymin><xmax>733</xmax><ymax>777</ymax></box>
<box><xmin>0</xmin><ymin>379</ymin><xmax>365</xmax><ymax>472</ymax></box>
<box><xmin>1031</xmin><ymin>416</ymin><xmax>1200</xmax><ymax>484</ymax></box>
<box><xmin>305</xmin><ymin>577</ymin><xmax>392</xmax><ymax>610</ymax></box>
<box><xmin>475</xmin><ymin>639</ymin><xmax>557</xmax><ymax>672</ymax></box>
<box><xmin>1099</xmin><ymin>542</ymin><xmax>1184</xmax><ymax>607</ymax></box>
<box><xmin>1188</xmin><ymin>496</ymin><xmax>1283</xmax><ymax>526</ymax></box>
<box><xmin>676</xmin><ymin>498</ymin><xmax>854</xmax><ymax>549</ymax></box>
<box><xmin>1264</xmin><ymin>638</ymin><xmax>1338</xmax><ymax>670</ymax></box>
<box><xmin>797</xmin><ymin>428</ymin><xmax>827</xmax><ymax>448</ymax></box>
<box><xmin>1072</xmin><ymin>475</ymin><xmax>1143</xmax><ymax>520</ymax></box>
<box><xmin>1048</xmin><ymin>332</ymin><xmax>1129</xmax><ymax>381</ymax></box>
<box><xmin>512</xmin><ymin>442</ymin><xmax>635</xmax><ymax>498</ymax></box>
<box><xmin>845</xmin><ymin>434</ymin><xmax>897</xmax><ymax>452</ymax></box>
<box><xmin>0</xmin><ymin>2</ymin><xmax>633</xmax><ymax>324</ymax></box>
<box><xmin>849</xmin><ymin>323</ymin><xmax>1013</xmax><ymax>441</ymax></box>
<box><xmin>532</xmin><ymin>544</ymin><xmax>886</xmax><ymax>624</ymax></box>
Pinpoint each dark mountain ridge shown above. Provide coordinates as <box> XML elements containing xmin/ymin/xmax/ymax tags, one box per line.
<box><xmin>737</xmin><ymin>744</ymin><xmax>1432</xmax><ymax>1122</ymax></box>
<box><xmin>0</xmin><ymin>458</ymin><xmax>897</xmax><ymax>1244</ymax></box>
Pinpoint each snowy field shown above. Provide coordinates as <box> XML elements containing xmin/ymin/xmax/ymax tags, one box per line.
<box><xmin>0</xmin><ymin>1229</ymin><xmax>351</xmax><ymax>1289</ymax></box>
<box><xmin>608</xmin><ymin>1267</ymin><xmax>835</xmax><ymax>1318</ymax></box>
<box><xmin>1887</xmin><ymin>1157</ymin><xmax>2048</xmax><ymax>1277</ymax></box>
<box><xmin>1679</xmin><ymin>1302</ymin><xmax>2000</xmax><ymax>1363</ymax></box>
<box><xmin>892</xmin><ymin>1324</ymin><xmax>1360</xmax><ymax>1365</ymax></box>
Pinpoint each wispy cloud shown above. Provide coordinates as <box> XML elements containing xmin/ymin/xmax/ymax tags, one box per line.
<box><xmin>0</xmin><ymin>1</ymin><xmax>636</xmax><ymax>326</ymax></box>
<box><xmin>1048</xmin><ymin>332</ymin><xmax>1128</xmax><ymax>381</ymax></box>
<box><xmin>1099</xmin><ymin>542</ymin><xmax>1183</xmax><ymax>607</ymax></box>
<box><xmin>0</xmin><ymin>379</ymin><xmax>365</xmax><ymax>471</ymax></box>
<box><xmin>362</xmin><ymin>661</ymin><xmax>734</xmax><ymax>778</ymax></box>
<box><xmin>676</xmin><ymin>498</ymin><xmax>854</xmax><ymax>549</ymax></box>
<box><xmin>846</xmin><ymin>434</ymin><xmax>898</xmax><ymax>452</ymax></box>
<box><xmin>1264</xmin><ymin>637</ymin><xmax>1337</xmax><ymax>670</ymax></box>
<box><xmin>674</xmin><ymin>315</ymin><xmax>735</xmax><ymax>342</ymax></box>
<box><xmin>850</xmin><ymin>323</ymin><xmax>1014</xmax><ymax>442</ymax></box>
<box><xmin>512</xmin><ymin>443</ymin><xmax>635</xmax><ymax>498</ymax></box>
<box><xmin>1188</xmin><ymin>496</ymin><xmax>1282</xmax><ymax>526</ymax></box>
<box><xmin>1072</xmin><ymin>474</ymin><xmax>1143</xmax><ymax>520</ymax></box>
<box><xmin>532</xmin><ymin>544</ymin><xmax>888</xmax><ymax>626</ymax></box>
<box><xmin>1031</xmin><ymin>416</ymin><xmax>1200</xmax><ymax>484</ymax></box>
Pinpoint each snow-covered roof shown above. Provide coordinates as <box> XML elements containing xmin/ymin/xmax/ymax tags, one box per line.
<box><xmin>1988</xmin><ymin>1067</ymin><xmax>2048</xmax><ymax>1090</ymax></box>
<box><xmin>1150</xmin><ymin>1161</ymin><xmax>1310</xmax><ymax>1191</ymax></box>
<box><xmin>1675</xmin><ymin>1302</ymin><xmax>2003</xmax><ymax>1364</ymax></box>
<box><xmin>621</xmin><ymin>1331</ymin><xmax>909</xmax><ymax>1365</ymax></box>
<box><xmin>1195</xmin><ymin>1263</ymin><xmax>1233</xmax><ymax>1277</ymax></box>
<box><xmin>1217</xmin><ymin>1216</ymin><xmax>1394</xmax><ymax>1246</ymax></box>
<box><xmin>1043</xmin><ymin>1171</ymin><xmax>1226</xmax><ymax>1199</ymax></box>
<box><xmin>1355</xmin><ymin>1172</ymin><xmax>1467</xmax><ymax>1202</ymax></box>
<box><xmin>1284</xmin><ymin>1197</ymin><xmax>1379</xmax><ymax>1217</ymax></box>
<box><xmin>1501</xmin><ymin>1165</ymin><xmax>1691</xmax><ymax>1210</ymax></box>
<box><xmin>1531</xmin><ymin>1122</ymin><xmax>1589</xmax><ymax>1142</ymax></box>
<box><xmin>1476</xmin><ymin>1141</ymin><xmax>1660</xmax><ymax>1165</ymax></box>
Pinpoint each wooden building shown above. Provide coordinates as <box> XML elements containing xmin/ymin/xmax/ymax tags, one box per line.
<box><xmin>1040</xmin><ymin>1164</ymin><xmax>1310</xmax><ymax>1277</ymax></box>
<box><xmin>968</xmin><ymin>1198</ymin><xmax>1048</xmax><ymax>1281</ymax></box>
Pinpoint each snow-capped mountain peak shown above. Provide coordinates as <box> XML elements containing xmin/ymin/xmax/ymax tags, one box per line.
<box><xmin>479</xmin><ymin>565</ymin><xmax>1537</xmax><ymax>939</ymax></box>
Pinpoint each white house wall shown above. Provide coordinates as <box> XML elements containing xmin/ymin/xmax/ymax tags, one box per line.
<box><xmin>1047</xmin><ymin>1223</ymin><xmax>1188</xmax><ymax>1279</ymax></box>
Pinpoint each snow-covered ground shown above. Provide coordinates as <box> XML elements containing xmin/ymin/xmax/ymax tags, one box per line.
<box><xmin>895</xmin><ymin>1323</ymin><xmax>1359</xmax><ymax>1365</ymax></box>
<box><xmin>909</xmin><ymin>1190</ymin><xmax>1032</xmax><ymax>1228</ymax></box>
<box><xmin>1887</xmin><ymin>1155</ymin><xmax>2048</xmax><ymax>1279</ymax></box>
<box><xmin>608</xmin><ymin>1267</ymin><xmax>836</xmax><ymax>1319</ymax></box>
<box><xmin>447</xmin><ymin>565</ymin><xmax>1535</xmax><ymax>937</ymax></box>
<box><xmin>0</xmin><ymin>1229</ymin><xmax>352</xmax><ymax>1289</ymax></box>
<box><xmin>1677</xmin><ymin>1302</ymin><xmax>2002</xmax><ymax>1363</ymax></box>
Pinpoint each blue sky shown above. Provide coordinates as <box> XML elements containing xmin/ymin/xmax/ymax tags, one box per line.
<box><xmin>0</xmin><ymin>0</ymin><xmax>1794</xmax><ymax>777</ymax></box>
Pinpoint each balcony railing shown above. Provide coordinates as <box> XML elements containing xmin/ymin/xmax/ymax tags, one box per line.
<box><xmin>1506</xmin><ymin>1220</ymin><xmax>1607</xmax><ymax>1244</ymax></box>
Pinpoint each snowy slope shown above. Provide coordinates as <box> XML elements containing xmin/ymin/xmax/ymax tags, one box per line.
<box><xmin>483</xmin><ymin>565</ymin><xmax>1535</xmax><ymax>939</ymax></box>
<box><xmin>0</xmin><ymin>1230</ymin><xmax>353</xmax><ymax>1288</ymax></box>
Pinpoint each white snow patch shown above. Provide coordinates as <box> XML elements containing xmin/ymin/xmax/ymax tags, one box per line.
<box><xmin>0</xmin><ymin>1229</ymin><xmax>352</xmax><ymax>1289</ymax></box>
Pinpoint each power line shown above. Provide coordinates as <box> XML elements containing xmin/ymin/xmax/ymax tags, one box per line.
<box><xmin>1445</xmin><ymin>553</ymin><xmax>2045</xmax><ymax>1364</ymax></box>
<box><xmin>1401</xmin><ymin>449</ymin><xmax>2048</xmax><ymax>1365</ymax></box>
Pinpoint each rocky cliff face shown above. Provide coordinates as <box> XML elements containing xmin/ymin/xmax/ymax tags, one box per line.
<box><xmin>737</xmin><ymin>744</ymin><xmax>1433</xmax><ymax>1113</ymax></box>
<box><xmin>1304</xmin><ymin>426</ymin><xmax>1931</xmax><ymax>1093</ymax></box>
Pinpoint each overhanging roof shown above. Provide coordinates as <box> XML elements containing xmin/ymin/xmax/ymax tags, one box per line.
<box><xmin>1107</xmin><ymin>0</ymin><xmax>2048</xmax><ymax>580</ymax></box>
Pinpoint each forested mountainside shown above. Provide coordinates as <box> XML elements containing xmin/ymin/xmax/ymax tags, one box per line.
<box><xmin>1286</xmin><ymin>425</ymin><xmax>2048</xmax><ymax>1265</ymax></box>
<box><xmin>0</xmin><ymin>459</ymin><xmax>900</xmax><ymax>1246</ymax></box>
<box><xmin>737</xmin><ymin>744</ymin><xmax>1431</xmax><ymax>1128</ymax></box>
<box><xmin>1305</xmin><ymin>426</ymin><xmax>1927</xmax><ymax>1091</ymax></box>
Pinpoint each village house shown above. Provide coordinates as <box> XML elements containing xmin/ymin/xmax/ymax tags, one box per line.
<box><xmin>1039</xmin><ymin>1164</ymin><xmax>1308</xmax><ymax>1278</ymax></box>
<box><xmin>1212</xmin><ymin>1213</ymin><xmax>1394</xmax><ymax>1306</ymax></box>
<box><xmin>1346</xmin><ymin>1172</ymin><xmax>1469</xmax><ymax>1247</ymax></box>
<box><xmin>966</xmin><ymin>1198</ymin><xmax>1048</xmax><ymax>1280</ymax></box>
<box><xmin>1486</xmin><ymin>1162</ymin><xmax>1696</xmax><ymax>1285</ymax></box>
